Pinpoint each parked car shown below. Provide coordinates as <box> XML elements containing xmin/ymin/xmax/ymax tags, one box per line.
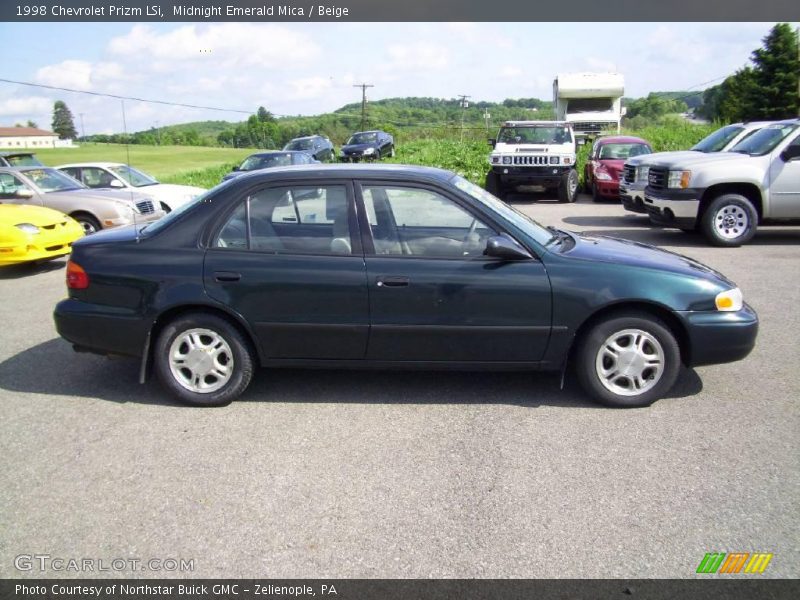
<box><xmin>620</xmin><ymin>122</ymin><xmax>770</xmax><ymax>214</ymax></box>
<box><xmin>0</xmin><ymin>152</ymin><xmax>44</xmax><ymax>167</ymax></box>
<box><xmin>222</xmin><ymin>151</ymin><xmax>318</xmax><ymax>182</ymax></box>
<box><xmin>643</xmin><ymin>119</ymin><xmax>800</xmax><ymax>246</ymax></box>
<box><xmin>0</xmin><ymin>204</ymin><xmax>83</xmax><ymax>267</ymax></box>
<box><xmin>583</xmin><ymin>136</ymin><xmax>652</xmax><ymax>201</ymax></box>
<box><xmin>56</xmin><ymin>162</ymin><xmax>205</xmax><ymax>212</ymax></box>
<box><xmin>0</xmin><ymin>166</ymin><xmax>165</xmax><ymax>234</ymax></box>
<box><xmin>54</xmin><ymin>164</ymin><xmax>757</xmax><ymax>409</ymax></box>
<box><xmin>282</xmin><ymin>135</ymin><xmax>335</xmax><ymax>162</ymax></box>
<box><xmin>339</xmin><ymin>131</ymin><xmax>394</xmax><ymax>162</ymax></box>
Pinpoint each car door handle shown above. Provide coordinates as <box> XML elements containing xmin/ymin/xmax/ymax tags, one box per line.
<box><xmin>214</xmin><ymin>271</ymin><xmax>241</xmax><ymax>282</ymax></box>
<box><xmin>376</xmin><ymin>276</ymin><xmax>409</xmax><ymax>288</ymax></box>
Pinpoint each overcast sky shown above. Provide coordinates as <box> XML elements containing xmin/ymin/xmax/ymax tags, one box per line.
<box><xmin>0</xmin><ymin>21</ymin><xmax>794</xmax><ymax>134</ymax></box>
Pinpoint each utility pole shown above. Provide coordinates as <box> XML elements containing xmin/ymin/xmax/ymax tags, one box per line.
<box><xmin>79</xmin><ymin>113</ymin><xmax>86</xmax><ymax>142</ymax></box>
<box><xmin>353</xmin><ymin>83</ymin><xmax>374</xmax><ymax>130</ymax></box>
<box><xmin>458</xmin><ymin>95</ymin><xmax>470</xmax><ymax>142</ymax></box>
<box><xmin>483</xmin><ymin>109</ymin><xmax>491</xmax><ymax>134</ymax></box>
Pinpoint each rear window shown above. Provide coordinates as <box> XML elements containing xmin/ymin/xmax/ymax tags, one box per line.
<box><xmin>4</xmin><ymin>154</ymin><xmax>43</xmax><ymax>167</ymax></box>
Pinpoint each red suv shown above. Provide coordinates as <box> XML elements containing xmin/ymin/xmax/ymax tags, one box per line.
<box><xmin>584</xmin><ymin>136</ymin><xmax>652</xmax><ymax>201</ymax></box>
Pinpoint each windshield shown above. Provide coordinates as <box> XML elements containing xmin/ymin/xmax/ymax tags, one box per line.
<box><xmin>22</xmin><ymin>168</ymin><xmax>85</xmax><ymax>192</ymax></box>
<box><xmin>568</xmin><ymin>98</ymin><xmax>613</xmax><ymax>113</ymax></box>
<box><xmin>284</xmin><ymin>139</ymin><xmax>313</xmax><ymax>151</ymax></box>
<box><xmin>346</xmin><ymin>132</ymin><xmax>377</xmax><ymax>145</ymax></box>
<box><xmin>240</xmin><ymin>154</ymin><xmax>294</xmax><ymax>170</ymax></box>
<box><xmin>109</xmin><ymin>165</ymin><xmax>158</xmax><ymax>187</ymax></box>
<box><xmin>691</xmin><ymin>125</ymin><xmax>744</xmax><ymax>153</ymax></box>
<box><xmin>5</xmin><ymin>154</ymin><xmax>43</xmax><ymax>167</ymax></box>
<box><xmin>497</xmin><ymin>126</ymin><xmax>572</xmax><ymax>145</ymax></box>
<box><xmin>597</xmin><ymin>143</ymin><xmax>652</xmax><ymax>160</ymax></box>
<box><xmin>729</xmin><ymin>123</ymin><xmax>798</xmax><ymax>156</ymax></box>
<box><xmin>451</xmin><ymin>175</ymin><xmax>554</xmax><ymax>246</ymax></box>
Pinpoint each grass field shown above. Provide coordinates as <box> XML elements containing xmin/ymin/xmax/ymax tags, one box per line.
<box><xmin>28</xmin><ymin>120</ymin><xmax>719</xmax><ymax>190</ymax></box>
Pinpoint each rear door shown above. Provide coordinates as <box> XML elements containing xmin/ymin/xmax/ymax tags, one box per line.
<box><xmin>357</xmin><ymin>181</ymin><xmax>552</xmax><ymax>362</ymax></box>
<box><xmin>203</xmin><ymin>180</ymin><xmax>370</xmax><ymax>360</ymax></box>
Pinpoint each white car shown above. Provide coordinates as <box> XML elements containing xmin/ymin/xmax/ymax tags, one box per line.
<box><xmin>56</xmin><ymin>162</ymin><xmax>205</xmax><ymax>213</ymax></box>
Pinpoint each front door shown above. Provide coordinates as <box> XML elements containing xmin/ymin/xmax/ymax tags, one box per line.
<box><xmin>204</xmin><ymin>181</ymin><xmax>370</xmax><ymax>360</ymax></box>
<box><xmin>769</xmin><ymin>133</ymin><xmax>800</xmax><ymax>219</ymax></box>
<box><xmin>358</xmin><ymin>182</ymin><xmax>552</xmax><ymax>362</ymax></box>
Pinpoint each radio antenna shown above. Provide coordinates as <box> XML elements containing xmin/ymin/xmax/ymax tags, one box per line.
<box><xmin>121</xmin><ymin>99</ymin><xmax>140</xmax><ymax>242</ymax></box>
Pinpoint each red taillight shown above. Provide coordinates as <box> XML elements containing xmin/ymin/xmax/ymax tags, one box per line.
<box><xmin>66</xmin><ymin>260</ymin><xmax>89</xmax><ymax>289</ymax></box>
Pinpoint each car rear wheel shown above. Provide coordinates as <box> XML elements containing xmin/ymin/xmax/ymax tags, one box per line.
<box><xmin>701</xmin><ymin>194</ymin><xmax>757</xmax><ymax>247</ymax></box>
<box><xmin>576</xmin><ymin>313</ymin><xmax>681</xmax><ymax>408</ymax></box>
<box><xmin>558</xmin><ymin>169</ymin><xmax>579</xmax><ymax>203</ymax></box>
<box><xmin>155</xmin><ymin>313</ymin><xmax>254</xmax><ymax>407</ymax></box>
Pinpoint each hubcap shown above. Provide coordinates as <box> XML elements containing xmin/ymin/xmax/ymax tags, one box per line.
<box><xmin>595</xmin><ymin>328</ymin><xmax>664</xmax><ymax>397</ymax></box>
<box><xmin>569</xmin><ymin>172</ymin><xmax>578</xmax><ymax>197</ymax></box>
<box><xmin>714</xmin><ymin>204</ymin><xmax>749</xmax><ymax>240</ymax></box>
<box><xmin>80</xmin><ymin>220</ymin><xmax>97</xmax><ymax>234</ymax></box>
<box><xmin>168</xmin><ymin>328</ymin><xmax>234</xmax><ymax>394</ymax></box>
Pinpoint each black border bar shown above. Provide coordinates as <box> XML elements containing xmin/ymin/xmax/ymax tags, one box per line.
<box><xmin>1</xmin><ymin>0</ymin><xmax>799</xmax><ymax>22</ymax></box>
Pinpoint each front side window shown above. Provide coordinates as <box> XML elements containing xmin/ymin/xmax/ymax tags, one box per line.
<box><xmin>0</xmin><ymin>172</ymin><xmax>31</xmax><ymax>199</ymax></box>
<box><xmin>361</xmin><ymin>185</ymin><xmax>495</xmax><ymax>259</ymax></box>
<box><xmin>214</xmin><ymin>185</ymin><xmax>352</xmax><ymax>256</ymax></box>
<box><xmin>80</xmin><ymin>167</ymin><xmax>118</xmax><ymax>188</ymax></box>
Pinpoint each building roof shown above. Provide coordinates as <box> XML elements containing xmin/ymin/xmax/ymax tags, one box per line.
<box><xmin>0</xmin><ymin>126</ymin><xmax>58</xmax><ymax>137</ymax></box>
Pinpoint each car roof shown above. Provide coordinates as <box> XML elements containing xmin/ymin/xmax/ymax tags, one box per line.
<box><xmin>595</xmin><ymin>136</ymin><xmax>650</xmax><ymax>145</ymax></box>
<box><xmin>0</xmin><ymin>151</ymin><xmax>37</xmax><ymax>157</ymax></box>
<box><xmin>225</xmin><ymin>163</ymin><xmax>454</xmax><ymax>184</ymax></box>
<box><xmin>248</xmin><ymin>150</ymin><xmax>308</xmax><ymax>156</ymax></box>
<box><xmin>288</xmin><ymin>135</ymin><xmax>324</xmax><ymax>141</ymax></box>
<box><xmin>502</xmin><ymin>121</ymin><xmax>569</xmax><ymax>127</ymax></box>
<box><xmin>55</xmin><ymin>162</ymin><xmax>130</xmax><ymax>169</ymax></box>
<box><xmin>0</xmin><ymin>165</ymin><xmax>54</xmax><ymax>172</ymax></box>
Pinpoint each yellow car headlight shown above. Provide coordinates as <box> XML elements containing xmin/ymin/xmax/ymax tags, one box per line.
<box><xmin>715</xmin><ymin>287</ymin><xmax>743</xmax><ymax>312</ymax></box>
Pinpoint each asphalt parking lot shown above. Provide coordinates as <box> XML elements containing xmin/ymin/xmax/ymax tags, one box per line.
<box><xmin>1</xmin><ymin>192</ymin><xmax>798</xmax><ymax>579</ymax></box>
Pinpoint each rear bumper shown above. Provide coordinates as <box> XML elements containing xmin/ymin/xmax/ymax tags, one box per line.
<box><xmin>678</xmin><ymin>304</ymin><xmax>759</xmax><ymax>367</ymax></box>
<box><xmin>54</xmin><ymin>298</ymin><xmax>149</xmax><ymax>358</ymax></box>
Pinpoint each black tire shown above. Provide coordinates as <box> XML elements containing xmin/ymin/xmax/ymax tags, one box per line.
<box><xmin>72</xmin><ymin>213</ymin><xmax>101</xmax><ymax>235</ymax></box>
<box><xmin>373</xmin><ymin>149</ymin><xmax>381</xmax><ymax>161</ymax></box>
<box><xmin>575</xmin><ymin>312</ymin><xmax>681</xmax><ymax>408</ymax></box>
<box><xmin>591</xmin><ymin>181</ymin><xmax>602</xmax><ymax>203</ymax></box>
<box><xmin>700</xmin><ymin>194</ymin><xmax>757</xmax><ymax>247</ymax></box>
<box><xmin>558</xmin><ymin>169</ymin><xmax>579</xmax><ymax>203</ymax></box>
<box><xmin>485</xmin><ymin>171</ymin><xmax>502</xmax><ymax>197</ymax></box>
<box><xmin>154</xmin><ymin>313</ymin><xmax>254</xmax><ymax>407</ymax></box>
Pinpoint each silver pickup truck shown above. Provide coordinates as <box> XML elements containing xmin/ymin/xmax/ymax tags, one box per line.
<box><xmin>620</xmin><ymin>121</ymin><xmax>769</xmax><ymax>214</ymax></box>
<box><xmin>642</xmin><ymin>119</ymin><xmax>800</xmax><ymax>246</ymax></box>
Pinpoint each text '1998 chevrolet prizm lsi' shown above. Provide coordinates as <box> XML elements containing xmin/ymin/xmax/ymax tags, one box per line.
<box><xmin>53</xmin><ymin>165</ymin><xmax>758</xmax><ymax>408</ymax></box>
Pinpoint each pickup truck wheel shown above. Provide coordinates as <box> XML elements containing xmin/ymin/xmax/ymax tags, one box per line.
<box><xmin>155</xmin><ymin>313</ymin><xmax>254</xmax><ymax>407</ymax></box>
<box><xmin>558</xmin><ymin>169</ymin><xmax>579</xmax><ymax>203</ymax></box>
<box><xmin>576</xmin><ymin>313</ymin><xmax>681</xmax><ymax>408</ymax></box>
<box><xmin>701</xmin><ymin>194</ymin><xmax>757</xmax><ymax>247</ymax></box>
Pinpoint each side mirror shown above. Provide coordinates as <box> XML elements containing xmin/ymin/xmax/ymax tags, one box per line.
<box><xmin>15</xmin><ymin>188</ymin><xmax>34</xmax><ymax>199</ymax></box>
<box><xmin>484</xmin><ymin>235</ymin><xmax>532</xmax><ymax>261</ymax></box>
<box><xmin>488</xmin><ymin>138</ymin><xmax>496</xmax><ymax>148</ymax></box>
<box><xmin>109</xmin><ymin>179</ymin><xmax>124</xmax><ymax>188</ymax></box>
<box><xmin>780</xmin><ymin>146</ymin><xmax>800</xmax><ymax>162</ymax></box>
<box><xmin>231</xmin><ymin>166</ymin><xmax>240</xmax><ymax>172</ymax></box>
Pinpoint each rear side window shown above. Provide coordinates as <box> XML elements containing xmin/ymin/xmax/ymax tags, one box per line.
<box><xmin>214</xmin><ymin>185</ymin><xmax>353</xmax><ymax>256</ymax></box>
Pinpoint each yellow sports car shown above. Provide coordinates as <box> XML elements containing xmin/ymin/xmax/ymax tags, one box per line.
<box><xmin>0</xmin><ymin>204</ymin><xmax>84</xmax><ymax>266</ymax></box>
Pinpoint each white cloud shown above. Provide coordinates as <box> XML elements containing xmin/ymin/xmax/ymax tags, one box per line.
<box><xmin>288</xmin><ymin>76</ymin><xmax>334</xmax><ymax>100</ymax></box>
<box><xmin>0</xmin><ymin>96</ymin><xmax>52</xmax><ymax>118</ymax></box>
<box><xmin>499</xmin><ymin>66</ymin><xmax>523</xmax><ymax>79</ymax></box>
<box><xmin>34</xmin><ymin>60</ymin><xmax>127</xmax><ymax>91</ymax></box>
<box><xmin>387</xmin><ymin>43</ymin><xmax>450</xmax><ymax>70</ymax></box>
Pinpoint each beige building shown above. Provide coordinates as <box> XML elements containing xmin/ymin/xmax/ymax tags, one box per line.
<box><xmin>0</xmin><ymin>126</ymin><xmax>73</xmax><ymax>149</ymax></box>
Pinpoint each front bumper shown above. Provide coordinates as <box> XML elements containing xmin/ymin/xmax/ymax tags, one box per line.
<box><xmin>620</xmin><ymin>182</ymin><xmax>647</xmax><ymax>213</ymax></box>
<box><xmin>677</xmin><ymin>303</ymin><xmax>759</xmax><ymax>367</ymax></box>
<box><xmin>0</xmin><ymin>222</ymin><xmax>84</xmax><ymax>266</ymax></box>
<box><xmin>643</xmin><ymin>189</ymin><xmax>700</xmax><ymax>229</ymax></box>
<box><xmin>593</xmin><ymin>178</ymin><xmax>620</xmax><ymax>198</ymax></box>
<box><xmin>54</xmin><ymin>298</ymin><xmax>150</xmax><ymax>358</ymax></box>
<box><xmin>491</xmin><ymin>165</ymin><xmax>571</xmax><ymax>187</ymax></box>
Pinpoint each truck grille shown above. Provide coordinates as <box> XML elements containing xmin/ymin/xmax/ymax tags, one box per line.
<box><xmin>136</xmin><ymin>200</ymin><xmax>155</xmax><ymax>214</ymax></box>
<box><xmin>572</xmin><ymin>121</ymin><xmax>614</xmax><ymax>135</ymax></box>
<box><xmin>623</xmin><ymin>164</ymin><xmax>636</xmax><ymax>184</ymax></box>
<box><xmin>647</xmin><ymin>166</ymin><xmax>668</xmax><ymax>191</ymax></box>
<box><xmin>513</xmin><ymin>155</ymin><xmax>548</xmax><ymax>165</ymax></box>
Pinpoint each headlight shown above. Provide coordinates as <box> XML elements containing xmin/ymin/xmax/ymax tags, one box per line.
<box><xmin>339</xmin><ymin>150</ymin><xmax>345</xmax><ymax>156</ymax></box>
<box><xmin>15</xmin><ymin>223</ymin><xmax>39</xmax><ymax>235</ymax></box>
<box><xmin>715</xmin><ymin>287</ymin><xmax>743</xmax><ymax>312</ymax></box>
<box><xmin>562</xmin><ymin>157</ymin><xmax>572</xmax><ymax>165</ymax></box>
<box><xmin>595</xmin><ymin>170</ymin><xmax>613</xmax><ymax>181</ymax></box>
<box><xmin>491</xmin><ymin>156</ymin><xmax>500</xmax><ymax>164</ymax></box>
<box><xmin>363</xmin><ymin>147</ymin><xmax>375</xmax><ymax>155</ymax></box>
<box><xmin>549</xmin><ymin>156</ymin><xmax>559</xmax><ymax>165</ymax></box>
<box><xmin>636</xmin><ymin>166</ymin><xmax>650</xmax><ymax>182</ymax></box>
<box><xmin>668</xmin><ymin>170</ymin><xmax>692</xmax><ymax>189</ymax></box>
<box><xmin>502</xmin><ymin>156</ymin><xmax>512</xmax><ymax>165</ymax></box>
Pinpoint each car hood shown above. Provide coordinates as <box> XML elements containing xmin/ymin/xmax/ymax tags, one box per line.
<box><xmin>342</xmin><ymin>143</ymin><xmax>377</xmax><ymax>152</ymax></box>
<box><xmin>0</xmin><ymin>203</ymin><xmax>71</xmax><ymax>226</ymax></box>
<box><xmin>566</xmin><ymin>232</ymin><xmax>733</xmax><ymax>286</ymax></box>
<box><xmin>625</xmin><ymin>150</ymin><xmax>706</xmax><ymax>167</ymax></box>
<box><xmin>649</xmin><ymin>152</ymin><xmax>753</xmax><ymax>170</ymax></box>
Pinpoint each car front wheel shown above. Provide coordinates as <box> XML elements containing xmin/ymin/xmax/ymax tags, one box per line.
<box><xmin>701</xmin><ymin>194</ymin><xmax>757</xmax><ymax>247</ymax></box>
<box><xmin>558</xmin><ymin>169</ymin><xmax>579</xmax><ymax>203</ymax></box>
<box><xmin>576</xmin><ymin>313</ymin><xmax>681</xmax><ymax>408</ymax></box>
<box><xmin>155</xmin><ymin>313</ymin><xmax>254</xmax><ymax>407</ymax></box>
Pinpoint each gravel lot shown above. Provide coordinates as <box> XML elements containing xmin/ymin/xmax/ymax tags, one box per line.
<box><xmin>1</xmin><ymin>192</ymin><xmax>798</xmax><ymax>579</ymax></box>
